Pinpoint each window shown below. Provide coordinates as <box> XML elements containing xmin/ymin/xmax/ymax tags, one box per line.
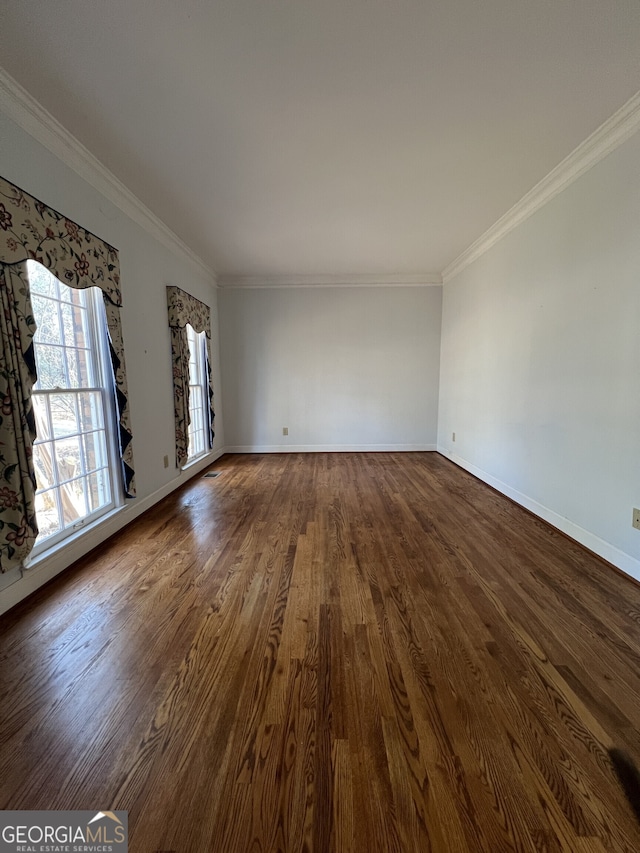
<box><xmin>186</xmin><ymin>323</ymin><xmax>208</xmax><ymax>461</ymax></box>
<box><xmin>27</xmin><ymin>261</ymin><xmax>121</xmax><ymax>551</ymax></box>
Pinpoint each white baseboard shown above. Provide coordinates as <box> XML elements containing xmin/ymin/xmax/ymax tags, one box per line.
<box><xmin>0</xmin><ymin>449</ymin><xmax>225</xmax><ymax>616</ymax></box>
<box><xmin>225</xmin><ymin>444</ymin><xmax>438</xmax><ymax>453</ymax></box>
<box><xmin>438</xmin><ymin>446</ymin><xmax>640</xmax><ymax>583</ymax></box>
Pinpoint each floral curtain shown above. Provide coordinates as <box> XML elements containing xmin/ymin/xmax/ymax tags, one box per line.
<box><xmin>0</xmin><ymin>262</ymin><xmax>38</xmax><ymax>570</ymax></box>
<box><xmin>167</xmin><ymin>285</ymin><xmax>215</xmax><ymax>467</ymax></box>
<box><xmin>0</xmin><ymin>175</ymin><xmax>136</xmax><ymax>570</ymax></box>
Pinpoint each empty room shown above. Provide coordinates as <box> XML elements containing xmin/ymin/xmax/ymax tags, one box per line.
<box><xmin>1</xmin><ymin>1</ymin><xmax>639</xmax><ymax>851</ymax></box>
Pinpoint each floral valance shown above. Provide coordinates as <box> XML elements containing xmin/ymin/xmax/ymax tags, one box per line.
<box><xmin>167</xmin><ymin>285</ymin><xmax>212</xmax><ymax>338</ymax></box>
<box><xmin>0</xmin><ymin>174</ymin><xmax>121</xmax><ymax>306</ymax></box>
<box><xmin>0</xmin><ymin>173</ymin><xmax>135</xmax><ymax>503</ymax></box>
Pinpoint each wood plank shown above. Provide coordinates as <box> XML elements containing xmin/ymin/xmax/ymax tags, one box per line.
<box><xmin>1</xmin><ymin>451</ymin><xmax>640</xmax><ymax>852</ymax></box>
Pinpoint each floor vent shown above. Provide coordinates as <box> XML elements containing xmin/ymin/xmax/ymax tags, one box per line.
<box><xmin>203</xmin><ymin>471</ymin><xmax>221</xmax><ymax>479</ymax></box>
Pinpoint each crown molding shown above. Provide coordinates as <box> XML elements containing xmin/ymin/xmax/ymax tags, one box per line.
<box><xmin>218</xmin><ymin>272</ymin><xmax>442</xmax><ymax>289</ymax></box>
<box><xmin>442</xmin><ymin>89</ymin><xmax>640</xmax><ymax>283</ymax></box>
<box><xmin>0</xmin><ymin>67</ymin><xmax>217</xmax><ymax>284</ymax></box>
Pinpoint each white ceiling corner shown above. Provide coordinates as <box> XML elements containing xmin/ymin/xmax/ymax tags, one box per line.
<box><xmin>443</xmin><ymin>88</ymin><xmax>640</xmax><ymax>281</ymax></box>
<box><xmin>0</xmin><ymin>67</ymin><xmax>217</xmax><ymax>283</ymax></box>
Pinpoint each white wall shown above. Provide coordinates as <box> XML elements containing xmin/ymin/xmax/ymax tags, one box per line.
<box><xmin>0</xmin><ymin>110</ymin><xmax>224</xmax><ymax>613</ymax></box>
<box><xmin>220</xmin><ymin>285</ymin><xmax>441</xmax><ymax>451</ymax></box>
<box><xmin>438</xmin><ymin>130</ymin><xmax>640</xmax><ymax>578</ymax></box>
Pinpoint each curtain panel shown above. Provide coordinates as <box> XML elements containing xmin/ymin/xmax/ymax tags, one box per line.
<box><xmin>166</xmin><ymin>286</ymin><xmax>215</xmax><ymax>467</ymax></box>
<box><xmin>0</xmin><ymin>175</ymin><xmax>136</xmax><ymax>571</ymax></box>
<box><xmin>0</xmin><ymin>263</ymin><xmax>38</xmax><ymax>570</ymax></box>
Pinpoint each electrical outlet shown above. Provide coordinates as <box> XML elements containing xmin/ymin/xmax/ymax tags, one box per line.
<box><xmin>633</xmin><ymin>508</ymin><xmax>640</xmax><ymax>531</ymax></box>
<box><xmin>163</xmin><ymin>455</ymin><xmax>169</xmax><ymax>468</ymax></box>
<box><xmin>452</xmin><ymin>432</ymin><xmax>456</xmax><ymax>442</ymax></box>
<box><xmin>282</xmin><ymin>427</ymin><xmax>289</xmax><ymax>436</ymax></box>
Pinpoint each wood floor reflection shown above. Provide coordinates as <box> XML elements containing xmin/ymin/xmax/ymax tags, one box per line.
<box><xmin>1</xmin><ymin>452</ymin><xmax>640</xmax><ymax>852</ymax></box>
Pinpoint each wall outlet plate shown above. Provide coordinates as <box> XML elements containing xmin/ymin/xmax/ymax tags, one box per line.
<box><xmin>633</xmin><ymin>508</ymin><xmax>640</xmax><ymax>531</ymax></box>
<box><xmin>283</xmin><ymin>427</ymin><xmax>289</xmax><ymax>436</ymax></box>
<box><xmin>163</xmin><ymin>454</ymin><xmax>169</xmax><ymax>468</ymax></box>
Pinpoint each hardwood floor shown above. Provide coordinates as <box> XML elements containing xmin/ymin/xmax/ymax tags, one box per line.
<box><xmin>1</xmin><ymin>452</ymin><xmax>640</xmax><ymax>852</ymax></box>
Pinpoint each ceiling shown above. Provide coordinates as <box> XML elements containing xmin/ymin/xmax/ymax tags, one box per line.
<box><xmin>1</xmin><ymin>1</ymin><xmax>640</xmax><ymax>278</ymax></box>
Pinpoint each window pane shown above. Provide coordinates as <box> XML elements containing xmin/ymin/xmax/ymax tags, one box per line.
<box><xmin>75</xmin><ymin>348</ymin><xmax>92</xmax><ymax>387</ymax></box>
<box><xmin>64</xmin><ymin>348</ymin><xmax>93</xmax><ymax>389</ymax></box>
<box><xmin>33</xmin><ymin>441</ymin><xmax>57</xmax><ymax>490</ymax></box>
<box><xmin>50</xmin><ymin>393</ymin><xmax>79</xmax><ymax>438</ymax></box>
<box><xmin>61</xmin><ymin>300</ymin><xmax>89</xmax><ymax>350</ymax></box>
<box><xmin>188</xmin><ymin>392</ymin><xmax>205</xmax><ymax>457</ymax></box>
<box><xmin>55</xmin><ymin>435</ymin><xmax>82</xmax><ymax>483</ymax></box>
<box><xmin>65</xmin><ymin>349</ymin><xmax>81</xmax><ymax>388</ymax></box>
<box><xmin>34</xmin><ymin>490</ymin><xmax>62</xmax><ymax>539</ymax></box>
<box><xmin>32</xmin><ymin>295</ymin><xmax>62</xmax><ymax>345</ymax></box>
<box><xmin>87</xmin><ymin>469</ymin><xmax>111</xmax><ymax>512</ymax></box>
<box><xmin>61</xmin><ymin>478</ymin><xmax>87</xmax><ymax>527</ymax></box>
<box><xmin>28</xmin><ymin>263</ymin><xmax>59</xmax><ymax>298</ymax></box>
<box><xmin>59</xmin><ymin>283</ymin><xmax>82</xmax><ymax>305</ymax></box>
<box><xmin>32</xmin><ymin>394</ymin><xmax>53</xmax><ymax>441</ymax></box>
<box><xmin>34</xmin><ymin>344</ymin><xmax>66</xmax><ymax>389</ymax></box>
<box><xmin>83</xmin><ymin>430</ymin><xmax>109</xmax><ymax>473</ymax></box>
<box><xmin>77</xmin><ymin>392</ymin><xmax>105</xmax><ymax>432</ymax></box>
